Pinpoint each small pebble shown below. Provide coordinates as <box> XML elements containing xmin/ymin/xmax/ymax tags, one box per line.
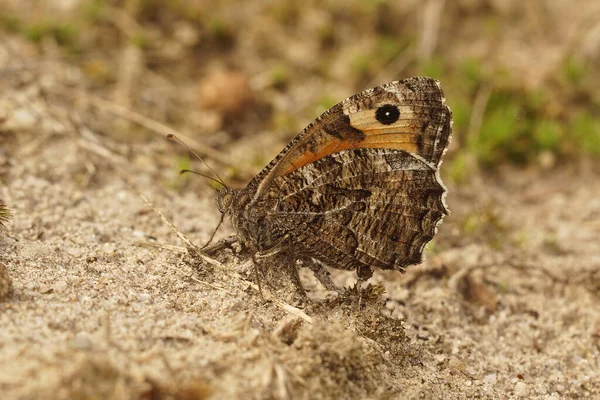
<box><xmin>11</xmin><ymin>108</ymin><xmax>37</xmax><ymax>129</ymax></box>
<box><xmin>483</xmin><ymin>373</ymin><xmax>497</xmax><ymax>386</ymax></box>
<box><xmin>449</xmin><ymin>357</ymin><xmax>465</xmax><ymax>371</ymax></box>
<box><xmin>139</xmin><ymin>293</ymin><xmax>151</xmax><ymax>302</ymax></box>
<box><xmin>70</xmin><ymin>333</ymin><xmax>92</xmax><ymax>350</ymax></box>
<box><xmin>54</xmin><ymin>280</ymin><xmax>68</xmax><ymax>293</ymax></box>
<box><xmin>39</xmin><ymin>284</ymin><xmax>53</xmax><ymax>294</ymax></box>
<box><xmin>514</xmin><ymin>381</ymin><xmax>528</xmax><ymax>397</ymax></box>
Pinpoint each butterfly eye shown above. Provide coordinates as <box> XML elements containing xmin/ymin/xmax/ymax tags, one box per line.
<box><xmin>216</xmin><ymin>191</ymin><xmax>234</xmax><ymax>213</ymax></box>
<box><xmin>375</xmin><ymin>104</ymin><xmax>400</xmax><ymax>125</ymax></box>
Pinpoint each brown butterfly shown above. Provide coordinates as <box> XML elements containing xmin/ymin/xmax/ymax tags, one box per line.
<box><xmin>203</xmin><ymin>76</ymin><xmax>452</xmax><ymax>294</ymax></box>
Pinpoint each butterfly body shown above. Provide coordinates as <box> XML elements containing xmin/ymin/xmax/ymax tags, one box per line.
<box><xmin>216</xmin><ymin>77</ymin><xmax>452</xmax><ymax>291</ymax></box>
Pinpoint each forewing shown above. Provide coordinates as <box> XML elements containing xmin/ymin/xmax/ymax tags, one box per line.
<box><xmin>268</xmin><ymin>148</ymin><xmax>448</xmax><ymax>272</ymax></box>
<box><xmin>246</xmin><ymin>76</ymin><xmax>451</xmax><ymax>200</ymax></box>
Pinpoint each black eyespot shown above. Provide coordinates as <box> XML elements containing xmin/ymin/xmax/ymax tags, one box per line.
<box><xmin>375</xmin><ymin>104</ymin><xmax>400</xmax><ymax>125</ymax></box>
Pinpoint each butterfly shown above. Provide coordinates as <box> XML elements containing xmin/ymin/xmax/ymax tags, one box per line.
<box><xmin>206</xmin><ymin>76</ymin><xmax>452</xmax><ymax>294</ymax></box>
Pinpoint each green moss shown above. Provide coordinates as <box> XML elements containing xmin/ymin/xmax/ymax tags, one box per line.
<box><xmin>83</xmin><ymin>0</ymin><xmax>107</xmax><ymax>22</ymax></box>
<box><xmin>138</xmin><ymin>0</ymin><xmax>201</xmax><ymax>21</ymax></box>
<box><xmin>318</xmin><ymin>24</ymin><xmax>336</xmax><ymax>48</ymax></box>
<box><xmin>570</xmin><ymin>112</ymin><xmax>600</xmax><ymax>156</ymax></box>
<box><xmin>533</xmin><ymin>120</ymin><xmax>563</xmax><ymax>152</ymax></box>
<box><xmin>425</xmin><ymin>240</ymin><xmax>440</xmax><ymax>256</ymax></box>
<box><xmin>207</xmin><ymin>17</ymin><xmax>231</xmax><ymax>39</ymax></box>
<box><xmin>449</xmin><ymin>98</ymin><xmax>471</xmax><ymax>134</ymax></box>
<box><xmin>22</xmin><ymin>22</ymin><xmax>47</xmax><ymax>42</ymax></box>
<box><xmin>474</xmin><ymin>96</ymin><xmax>522</xmax><ymax>165</ymax></box>
<box><xmin>447</xmin><ymin>153</ymin><xmax>471</xmax><ymax>185</ymax></box>
<box><xmin>130</xmin><ymin>32</ymin><xmax>148</xmax><ymax>48</ymax></box>
<box><xmin>376</xmin><ymin>36</ymin><xmax>405</xmax><ymax>63</ymax></box>
<box><xmin>271</xmin><ymin>112</ymin><xmax>297</xmax><ymax>133</ymax></box>
<box><xmin>165</xmin><ymin>156</ymin><xmax>192</xmax><ymax>190</ymax></box>
<box><xmin>461</xmin><ymin>207</ymin><xmax>507</xmax><ymax>248</ymax></box>
<box><xmin>417</xmin><ymin>57</ymin><xmax>445</xmax><ymax>80</ymax></box>
<box><xmin>459</xmin><ymin>58</ymin><xmax>485</xmax><ymax>90</ymax></box>
<box><xmin>51</xmin><ymin>23</ymin><xmax>78</xmax><ymax>47</ymax></box>
<box><xmin>497</xmin><ymin>281</ymin><xmax>510</xmax><ymax>295</ymax></box>
<box><xmin>0</xmin><ymin>14</ymin><xmax>22</xmax><ymax>32</ymax></box>
<box><xmin>563</xmin><ymin>57</ymin><xmax>586</xmax><ymax>87</ymax></box>
<box><xmin>269</xmin><ymin>64</ymin><xmax>290</xmax><ymax>89</ymax></box>
<box><xmin>16</xmin><ymin>19</ymin><xmax>80</xmax><ymax>53</ymax></box>
<box><xmin>315</xmin><ymin>95</ymin><xmax>338</xmax><ymax>115</ymax></box>
<box><xmin>524</xmin><ymin>89</ymin><xmax>547</xmax><ymax>113</ymax></box>
<box><xmin>482</xmin><ymin>15</ymin><xmax>500</xmax><ymax>36</ymax></box>
<box><xmin>514</xmin><ymin>231</ymin><xmax>529</xmax><ymax>249</ymax></box>
<box><xmin>351</xmin><ymin>53</ymin><xmax>371</xmax><ymax>76</ymax></box>
<box><xmin>462</xmin><ymin>213</ymin><xmax>480</xmax><ymax>235</ymax></box>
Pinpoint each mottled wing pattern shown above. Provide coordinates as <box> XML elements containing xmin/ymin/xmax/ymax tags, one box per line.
<box><xmin>246</xmin><ymin>77</ymin><xmax>450</xmax><ymax>201</ymax></box>
<box><xmin>254</xmin><ymin>77</ymin><xmax>451</xmax><ymax>272</ymax></box>
<box><xmin>268</xmin><ymin>148</ymin><xmax>448</xmax><ymax>271</ymax></box>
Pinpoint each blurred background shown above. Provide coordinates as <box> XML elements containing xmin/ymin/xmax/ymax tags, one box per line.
<box><xmin>1</xmin><ymin>0</ymin><xmax>599</xmax><ymax>187</ymax></box>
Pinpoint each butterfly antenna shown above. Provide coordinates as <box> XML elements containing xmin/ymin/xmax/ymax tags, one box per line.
<box><xmin>167</xmin><ymin>134</ymin><xmax>227</xmax><ymax>187</ymax></box>
<box><xmin>179</xmin><ymin>169</ymin><xmax>225</xmax><ymax>187</ymax></box>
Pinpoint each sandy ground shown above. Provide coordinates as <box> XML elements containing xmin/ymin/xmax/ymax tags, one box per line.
<box><xmin>1</xmin><ymin>103</ymin><xmax>600</xmax><ymax>399</ymax></box>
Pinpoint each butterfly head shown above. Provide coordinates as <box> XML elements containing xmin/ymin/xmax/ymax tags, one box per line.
<box><xmin>215</xmin><ymin>186</ymin><xmax>236</xmax><ymax>215</ymax></box>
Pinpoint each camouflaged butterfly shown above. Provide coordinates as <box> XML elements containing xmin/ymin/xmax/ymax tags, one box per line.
<box><xmin>213</xmin><ymin>76</ymin><xmax>452</xmax><ymax>293</ymax></box>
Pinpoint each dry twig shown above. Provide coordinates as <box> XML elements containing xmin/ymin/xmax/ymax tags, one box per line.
<box><xmin>54</xmin><ymin>85</ymin><xmax>240</xmax><ymax>169</ymax></box>
<box><xmin>138</xmin><ymin>193</ymin><xmax>313</xmax><ymax>324</ymax></box>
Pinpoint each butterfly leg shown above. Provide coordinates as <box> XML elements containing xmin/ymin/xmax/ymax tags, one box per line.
<box><xmin>253</xmin><ymin>235</ymin><xmax>308</xmax><ymax>297</ymax></box>
<box><xmin>356</xmin><ymin>264</ymin><xmax>373</xmax><ymax>286</ymax></box>
<box><xmin>202</xmin><ymin>213</ymin><xmax>225</xmax><ymax>248</ymax></box>
<box><xmin>203</xmin><ymin>235</ymin><xmax>241</xmax><ymax>257</ymax></box>
<box><xmin>254</xmin><ymin>252</ymin><xmax>307</xmax><ymax>298</ymax></box>
<box><xmin>302</xmin><ymin>258</ymin><xmax>341</xmax><ymax>294</ymax></box>
<box><xmin>250</xmin><ymin>253</ymin><xmax>265</xmax><ymax>299</ymax></box>
<box><xmin>284</xmin><ymin>258</ymin><xmax>307</xmax><ymax>297</ymax></box>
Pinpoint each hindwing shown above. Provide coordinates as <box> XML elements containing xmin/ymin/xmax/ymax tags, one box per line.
<box><xmin>266</xmin><ymin>148</ymin><xmax>447</xmax><ymax>271</ymax></box>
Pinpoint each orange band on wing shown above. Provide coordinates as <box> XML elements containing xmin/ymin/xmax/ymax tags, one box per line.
<box><xmin>282</xmin><ymin>133</ymin><xmax>419</xmax><ymax>175</ymax></box>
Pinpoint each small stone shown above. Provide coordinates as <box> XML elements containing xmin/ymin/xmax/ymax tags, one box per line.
<box><xmin>174</xmin><ymin>22</ymin><xmax>200</xmax><ymax>46</ymax></box>
<box><xmin>66</xmin><ymin>247</ymin><xmax>83</xmax><ymax>257</ymax></box>
<box><xmin>449</xmin><ymin>357</ymin><xmax>465</xmax><ymax>371</ymax></box>
<box><xmin>514</xmin><ymin>381</ymin><xmax>528</xmax><ymax>397</ymax></box>
<box><xmin>102</xmin><ymin>243</ymin><xmax>117</xmax><ymax>254</ymax></box>
<box><xmin>139</xmin><ymin>293</ymin><xmax>151</xmax><ymax>302</ymax></box>
<box><xmin>39</xmin><ymin>284</ymin><xmax>53</xmax><ymax>294</ymax></box>
<box><xmin>71</xmin><ymin>333</ymin><xmax>92</xmax><ymax>350</ymax></box>
<box><xmin>11</xmin><ymin>108</ymin><xmax>37</xmax><ymax>129</ymax></box>
<box><xmin>53</xmin><ymin>280</ymin><xmax>68</xmax><ymax>293</ymax></box>
<box><xmin>483</xmin><ymin>373</ymin><xmax>497</xmax><ymax>386</ymax></box>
